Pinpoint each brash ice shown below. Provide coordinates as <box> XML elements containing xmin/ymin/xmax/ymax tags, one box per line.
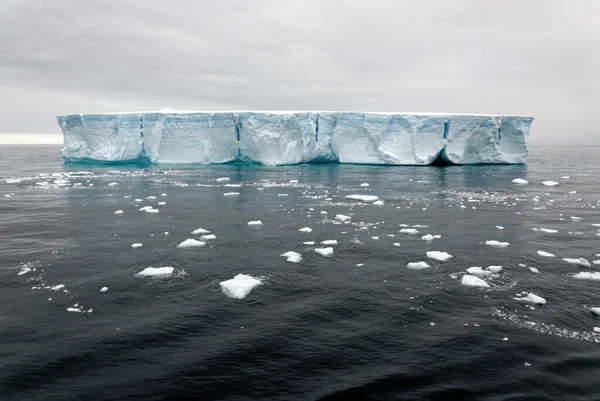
<box><xmin>57</xmin><ymin>110</ymin><xmax>534</xmax><ymax>165</ymax></box>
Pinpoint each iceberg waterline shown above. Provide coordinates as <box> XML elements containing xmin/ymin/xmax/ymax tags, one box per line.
<box><xmin>58</xmin><ymin>111</ymin><xmax>533</xmax><ymax>166</ymax></box>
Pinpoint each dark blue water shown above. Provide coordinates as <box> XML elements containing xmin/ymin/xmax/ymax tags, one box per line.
<box><xmin>1</xmin><ymin>145</ymin><xmax>600</xmax><ymax>401</ymax></box>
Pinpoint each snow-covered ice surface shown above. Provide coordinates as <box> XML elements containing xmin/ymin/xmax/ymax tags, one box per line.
<box><xmin>58</xmin><ymin>111</ymin><xmax>533</xmax><ymax>165</ymax></box>
<box><xmin>5</xmin><ymin>144</ymin><xmax>600</xmax><ymax>401</ymax></box>
<box><xmin>219</xmin><ymin>274</ymin><xmax>262</xmax><ymax>299</ymax></box>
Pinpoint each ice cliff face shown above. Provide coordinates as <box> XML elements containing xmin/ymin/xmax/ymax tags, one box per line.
<box><xmin>57</xmin><ymin>111</ymin><xmax>533</xmax><ymax>165</ymax></box>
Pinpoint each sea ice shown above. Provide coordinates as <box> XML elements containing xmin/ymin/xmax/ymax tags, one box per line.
<box><xmin>100</xmin><ymin>287</ymin><xmax>108</xmax><ymax>292</ymax></box>
<box><xmin>487</xmin><ymin>265</ymin><xmax>503</xmax><ymax>273</ymax></box>
<box><xmin>400</xmin><ymin>228</ymin><xmax>419</xmax><ymax>235</ymax></box>
<box><xmin>51</xmin><ymin>284</ymin><xmax>66</xmax><ymax>291</ymax></box>
<box><xmin>136</xmin><ymin>267</ymin><xmax>174</xmax><ymax>277</ymax></box>
<box><xmin>315</xmin><ymin>247</ymin><xmax>334</xmax><ymax>257</ymax></box>
<box><xmin>67</xmin><ymin>307</ymin><xmax>81</xmax><ymax>313</ymax></box>
<box><xmin>191</xmin><ymin>228</ymin><xmax>211</xmax><ymax>234</ymax></box>
<box><xmin>334</xmin><ymin>214</ymin><xmax>351</xmax><ymax>222</ymax></box>
<box><xmin>200</xmin><ymin>234</ymin><xmax>217</xmax><ymax>240</ymax></box>
<box><xmin>421</xmin><ymin>234</ymin><xmax>441</xmax><ymax>241</ymax></box>
<box><xmin>407</xmin><ymin>261</ymin><xmax>430</xmax><ymax>270</ymax></box>
<box><xmin>280</xmin><ymin>251</ymin><xmax>302</xmax><ymax>263</ymax></box>
<box><xmin>320</xmin><ymin>240</ymin><xmax>338</xmax><ymax>245</ymax></box>
<box><xmin>529</xmin><ymin>267</ymin><xmax>540</xmax><ymax>273</ymax></box>
<box><xmin>177</xmin><ymin>239</ymin><xmax>205</xmax><ymax>248</ymax></box>
<box><xmin>248</xmin><ymin>220</ymin><xmax>263</xmax><ymax>226</ymax></box>
<box><xmin>157</xmin><ymin>202</ymin><xmax>166</xmax><ymax>206</ymax></box>
<box><xmin>216</xmin><ymin>177</ymin><xmax>230</xmax><ymax>182</ymax></box>
<box><xmin>219</xmin><ymin>274</ymin><xmax>262</xmax><ymax>299</ymax></box>
<box><xmin>298</xmin><ymin>227</ymin><xmax>312</xmax><ymax>233</ymax></box>
<box><xmin>562</xmin><ymin>258</ymin><xmax>591</xmax><ymax>267</ymax></box>
<box><xmin>145</xmin><ymin>208</ymin><xmax>159</xmax><ymax>214</ymax></box>
<box><xmin>345</xmin><ymin>194</ymin><xmax>379</xmax><ymax>202</ymax></box>
<box><xmin>223</xmin><ymin>192</ymin><xmax>240</xmax><ymax>196</ymax></box>
<box><xmin>131</xmin><ymin>243</ymin><xmax>143</xmax><ymax>248</ymax></box>
<box><xmin>537</xmin><ymin>251</ymin><xmax>555</xmax><ymax>257</ymax></box>
<box><xmin>303</xmin><ymin>241</ymin><xmax>315</xmax><ymax>245</ymax></box>
<box><xmin>360</xmin><ymin>183</ymin><xmax>369</xmax><ymax>187</ymax></box>
<box><xmin>114</xmin><ymin>210</ymin><xmax>124</xmax><ymax>214</ymax></box>
<box><xmin>466</xmin><ymin>267</ymin><xmax>492</xmax><ymax>276</ymax></box>
<box><xmin>461</xmin><ymin>275</ymin><xmax>490</xmax><ymax>288</ymax></box>
<box><xmin>486</xmin><ymin>240</ymin><xmax>510</xmax><ymax>248</ymax></box>
<box><xmin>591</xmin><ymin>307</ymin><xmax>600</xmax><ymax>315</ymax></box>
<box><xmin>514</xmin><ymin>292</ymin><xmax>547</xmax><ymax>305</ymax></box>
<box><xmin>539</xmin><ymin>228</ymin><xmax>558</xmax><ymax>233</ymax></box>
<box><xmin>573</xmin><ymin>272</ymin><xmax>600</xmax><ymax>281</ymax></box>
<box><xmin>541</xmin><ymin>181</ymin><xmax>559</xmax><ymax>186</ymax></box>
<box><xmin>511</xmin><ymin>178</ymin><xmax>528</xmax><ymax>184</ymax></box>
<box><xmin>426</xmin><ymin>251</ymin><xmax>453</xmax><ymax>261</ymax></box>
<box><xmin>373</xmin><ymin>200</ymin><xmax>385</xmax><ymax>206</ymax></box>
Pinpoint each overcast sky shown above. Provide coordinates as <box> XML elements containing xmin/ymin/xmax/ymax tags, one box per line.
<box><xmin>1</xmin><ymin>0</ymin><xmax>598</xmax><ymax>144</ymax></box>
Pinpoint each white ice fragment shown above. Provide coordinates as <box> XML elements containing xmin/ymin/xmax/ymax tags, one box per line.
<box><xmin>421</xmin><ymin>234</ymin><xmax>441</xmax><ymax>241</ymax></box>
<box><xmin>278</xmin><ymin>194</ymin><xmax>288</xmax><ymax>197</ymax></box>
<box><xmin>591</xmin><ymin>307</ymin><xmax>600</xmax><ymax>315</ymax></box>
<box><xmin>371</xmin><ymin>236</ymin><xmax>379</xmax><ymax>240</ymax></box>
<box><xmin>191</xmin><ymin>228</ymin><xmax>211</xmax><ymax>235</ymax></box>
<box><xmin>146</xmin><ymin>196</ymin><xmax>156</xmax><ymax>200</ymax></box>
<box><xmin>131</xmin><ymin>243</ymin><xmax>143</xmax><ymax>248</ymax></box>
<box><xmin>407</xmin><ymin>261</ymin><xmax>430</xmax><ymax>270</ymax></box>
<box><xmin>161</xmin><ymin>193</ymin><xmax>167</xmax><ymax>197</ymax></box>
<box><xmin>466</xmin><ymin>267</ymin><xmax>492</xmax><ymax>276</ymax></box>
<box><xmin>541</xmin><ymin>181</ymin><xmax>559</xmax><ymax>186</ymax></box>
<box><xmin>373</xmin><ymin>200</ymin><xmax>385</xmax><ymax>206</ymax></box>
<box><xmin>223</xmin><ymin>192</ymin><xmax>240</xmax><ymax>196</ymax></box>
<box><xmin>593</xmin><ymin>260</ymin><xmax>600</xmax><ymax>265</ymax></box>
<box><xmin>315</xmin><ymin>247</ymin><xmax>334</xmax><ymax>257</ymax></box>
<box><xmin>514</xmin><ymin>292</ymin><xmax>547</xmax><ymax>305</ymax></box>
<box><xmin>200</xmin><ymin>234</ymin><xmax>217</xmax><ymax>240</ymax></box>
<box><xmin>303</xmin><ymin>241</ymin><xmax>315</xmax><ymax>245</ymax></box>
<box><xmin>529</xmin><ymin>267</ymin><xmax>540</xmax><ymax>273</ymax></box>
<box><xmin>114</xmin><ymin>210</ymin><xmax>124</xmax><ymax>214</ymax></box>
<box><xmin>216</xmin><ymin>177</ymin><xmax>230</xmax><ymax>182</ymax></box>
<box><xmin>562</xmin><ymin>258</ymin><xmax>591</xmax><ymax>267</ymax></box>
<box><xmin>145</xmin><ymin>208</ymin><xmax>159</xmax><ymax>214</ymax></box>
<box><xmin>345</xmin><ymin>194</ymin><xmax>379</xmax><ymax>202</ymax></box>
<box><xmin>539</xmin><ymin>228</ymin><xmax>558</xmax><ymax>233</ymax></box>
<box><xmin>334</xmin><ymin>214</ymin><xmax>351</xmax><ymax>222</ymax></box>
<box><xmin>219</xmin><ymin>274</ymin><xmax>262</xmax><ymax>299</ymax></box>
<box><xmin>496</xmin><ymin>226</ymin><xmax>504</xmax><ymax>230</ymax></box>
<box><xmin>51</xmin><ymin>284</ymin><xmax>66</xmax><ymax>291</ymax></box>
<box><xmin>100</xmin><ymin>287</ymin><xmax>108</xmax><ymax>292</ymax></box>
<box><xmin>67</xmin><ymin>307</ymin><xmax>81</xmax><ymax>313</ymax></box>
<box><xmin>360</xmin><ymin>183</ymin><xmax>369</xmax><ymax>187</ymax></box>
<box><xmin>573</xmin><ymin>272</ymin><xmax>600</xmax><ymax>281</ymax></box>
<box><xmin>18</xmin><ymin>267</ymin><xmax>32</xmax><ymax>275</ymax></box>
<box><xmin>461</xmin><ymin>275</ymin><xmax>490</xmax><ymax>288</ymax></box>
<box><xmin>108</xmin><ymin>182</ymin><xmax>119</xmax><ymax>186</ymax></box>
<box><xmin>400</xmin><ymin>228</ymin><xmax>419</xmax><ymax>235</ymax></box>
<box><xmin>487</xmin><ymin>265</ymin><xmax>503</xmax><ymax>273</ymax></box>
<box><xmin>248</xmin><ymin>220</ymin><xmax>263</xmax><ymax>226</ymax></box>
<box><xmin>139</xmin><ymin>206</ymin><xmax>153</xmax><ymax>211</ymax></box>
<box><xmin>177</xmin><ymin>239</ymin><xmax>206</xmax><ymax>248</ymax></box>
<box><xmin>537</xmin><ymin>250</ymin><xmax>555</xmax><ymax>257</ymax></box>
<box><xmin>485</xmin><ymin>240</ymin><xmax>510</xmax><ymax>248</ymax></box>
<box><xmin>136</xmin><ymin>267</ymin><xmax>174</xmax><ymax>277</ymax></box>
<box><xmin>280</xmin><ymin>251</ymin><xmax>302</xmax><ymax>263</ymax></box>
<box><xmin>298</xmin><ymin>227</ymin><xmax>312</xmax><ymax>233</ymax></box>
<box><xmin>6</xmin><ymin>178</ymin><xmax>21</xmax><ymax>183</ymax></box>
<box><xmin>157</xmin><ymin>202</ymin><xmax>166</xmax><ymax>206</ymax></box>
<box><xmin>393</xmin><ymin>243</ymin><xmax>401</xmax><ymax>247</ymax></box>
<box><xmin>134</xmin><ymin>199</ymin><xmax>143</xmax><ymax>202</ymax></box>
<box><xmin>320</xmin><ymin>240</ymin><xmax>338</xmax><ymax>245</ymax></box>
<box><xmin>426</xmin><ymin>251</ymin><xmax>453</xmax><ymax>261</ymax></box>
<box><xmin>511</xmin><ymin>178</ymin><xmax>528</xmax><ymax>184</ymax></box>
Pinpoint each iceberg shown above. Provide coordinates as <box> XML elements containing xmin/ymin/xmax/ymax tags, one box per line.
<box><xmin>58</xmin><ymin>111</ymin><xmax>533</xmax><ymax>165</ymax></box>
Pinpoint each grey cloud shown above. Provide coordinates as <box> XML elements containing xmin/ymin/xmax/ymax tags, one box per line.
<box><xmin>0</xmin><ymin>0</ymin><xmax>598</xmax><ymax>145</ymax></box>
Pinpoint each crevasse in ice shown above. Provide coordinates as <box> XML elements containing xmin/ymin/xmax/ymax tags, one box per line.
<box><xmin>57</xmin><ymin>111</ymin><xmax>533</xmax><ymax>165</ymax></box>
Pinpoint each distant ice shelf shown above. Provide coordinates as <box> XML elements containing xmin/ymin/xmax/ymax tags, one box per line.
<box><xmin>57</xmin><ymin>111</ymin><xmax>533</xmax><ymax>165</ymax></box>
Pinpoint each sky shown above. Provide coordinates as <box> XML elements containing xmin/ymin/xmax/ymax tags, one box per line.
<box><xmin>1</xmin><ymin>0</ymin><xmax>598</xmax><ymax>145</ymax></box>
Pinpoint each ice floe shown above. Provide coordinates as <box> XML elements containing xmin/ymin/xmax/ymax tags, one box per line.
<box><xmin>100</xmin><ymin>287</ymin><xmax>108</xmax><ymax>292</ymax></box>
<box><xmin>223</xmin><ymin>192</ymin><xmax>240</xmax><ymax>196</ymax></box>
<box><xmin>177</xmin><ymin>239</ymin><xmax>205</xmax><ymax>248</ymax></box>
<box><xmin>400</xmin><ymin>228</ymin><xmax>419</xmax><ymax>235</ymax></box>
<box><xmin>280</xmin><ymin>251</ymin><xmax>302</xmax><ymax>263</ymax></box>
<box><xmin>511</xmin><ymin>178</ymin><xmax>528</xmax><ymax>184</ymax></box>
<box><xmin>461</xmin><ymin>275</ymin><xmax>490</xmax><ymax>288</ymax></box>
<box><xmin>562</xmin><ymin>258</ymin><xmax>591</xmax><ymax>267</ymax></box>
<box><xmin>487</xmin><ymin>265</ymin><xmax>503</xmax><ymax>273</ymax></box>
<box><xmin>136</xmin><ymin>267</ymin><xmax>174</xmax><ymax>277</ymax></box>
<box><xmin>466</xmin><ymin>267</ymin><xmax>492</xmax><ymax>276</ymax></box>
<box><xmin>200</xmin><ymin>234</ymin><xmax>217</xmax><ymax>240</ymax></box>
<box><xmin>220</xmin><ymin>274</ymin><xmax>262</xmax><ymax>299</ymax></box>
<box><xmin>573</xmin><ymin>272</ymin><xmax>600</xmax><ymax>281</ymax></box>
<box><xmin>537</xmin><ymin>251</ymin><xmax>555</xmax><ymax>257</ymax></box>
<box><xmin>298</xmin><ymin>227</ymin><xmax>312</xmax><ymax>233</ymax></box>
<box><xmin>320</xmin><ymin>240</ymin><xmax>338</xmax><ymax>245</ymax></box>
<box><xmin>426</xmin><ymin>251</ymin><xmax>453</xmax><ymax>261</ymax></box>
<box><xmin>216</xmin><ymin>177</ymin><xmax>230</xmax><ymax>182</ymax></box>
<box><xmin>407</xmin><ymin>261</ymin><xmax>430</xmax><ymax>270</ymax></box>
<box><xmin>514</xmin><ymin>292</ymin><xmax>547</xmax><ymax>305</ymax></box>
<box><xmin>541</xmin><ymin>181</ymin><xmax>559</xmax><ymax>186</ymax></box>
<box><xmin>485</xmin><ymin>240</ymin><xmax>510</xmax><ymax>248</ymax></box>
<box><xmin>191</xmin><ymin>228</ymin><xmax>211</xmax><ymax>235</ymax></box>
<box><xmin>131</xmin><ymin>243</ymin><xmax>143</xmax><ymax>248</ymax></box>
<box><xmin>345</xmin><ymin>194</ymin><xmax>379</xmax><ymax>202</ymax></box>
<box><xmin>315</xmin><ymin>247</ymin><xmax>334</xmax><ymax>257</ymax></box>
<box><xmin>114</xmin><ymin>210</ymin><xmax>124</xmax><ymax>214</ymax></box>
<box><xmin>335</xmin><ymin>214</ymin><xmax>351</xmax><ymax>222</ymax></box>
<box><xmin>421</xmin><ymin>234</ymin><xmax>441</xmax><ymax>241</ymax></box>
<box><xmin>248</xmin><ymin>220</ymin><xmax>263</xmax><ymax>226</ymax></box>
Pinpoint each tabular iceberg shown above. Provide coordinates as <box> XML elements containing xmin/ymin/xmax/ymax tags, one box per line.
<box><xmin>57</xmin><ymin>110</ymin><xmax>533</xmax><ymax>165</ymax></box>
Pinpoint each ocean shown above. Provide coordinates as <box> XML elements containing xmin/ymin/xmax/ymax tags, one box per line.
<box><xmin>1</xmin><ymin>144</ymin><xmax>600</xmax><ymax>401</ymax></box>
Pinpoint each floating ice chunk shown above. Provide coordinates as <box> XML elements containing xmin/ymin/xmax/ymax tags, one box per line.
<box><xmin>541</xmin><ymin>181</ymin><xmax>559</xmax><ymax>186</ymax></box>
<box><xmin>51</xmin><ymin>284</ymin><xmax>66</xmax><ymax>291</ymax></box>
<box><xmin>412</xmin><ymin>224</ymin><xmax>429</xmax><ymax>228</ymax></box>
<box><xmin>393</xmin><ymin>243</ymin><xmax>401</xmax><ymax>247</ymax></box>
<box><xmin>157</xmin><ymin>202</ymin><xmax>166</xmax><ymax>206</ymax></box>
<box><xmin>373</xmin><ymin>200</ymin><xmax>385</xmax><ymax>206</ymax></box>
<box><xmin>299</xmin><ymin>227</ymin><xmax>312</xmax><ymax>233</ymax></box>
<box><xmin>219</xmin><ymin>274</ymin><xmax>262</xmax><ymax>299</ymax></box>
<box><xmin>278</xmin><ymin>194</ymin><xmax>288</xmax><ymax>197</ymax></box>
<box><xmin>200</xmin><ymin>234</ymin><xmax>217</xmax><ymax>240</ymax></box>
<box><xmin>248</xmin><ymin>220</ymin><xmax>263</xmax><ymax>226</ymax></box>
<box><xmin>320</xmin><ymin>240</ymin><xmax>338</xmax><ymax>245</ymax></box>
<box><xmin>178</xmin><ymin>239</ymin><xmax>206</xmax><ymax>248</ymax></box>
<box><xmin>511</xmin><ymin>178</ymin><xmax>529</xmax><ymax>184</ymax></box>
<box><xmin>529</xmin><ymin>267</ymin><xmax>540</xmax><ymax>273</ymax></box>
<box><xmin>100</xmin><ymin>287</ymin><xmax>108</xmax><ymax>292</ymax></box>
<box><xmin>537</xmin><ymin>250</ymin><xmax>555</xmax><ymax>257</ymax></box>
<box><xmin>4</xmin><ymin>194</ymin><xmax>12</xmax><ymax>198</ymax></box>
<box><xmin>139</xmin><ymin>206</ymin><xmax>153</xmax><ymax>212</ymax></box>
<box><xmin>315</xmin><ymin>247</ymin><xmax>334</xmax><ymax>257</ymax></box>
<box><xmin>6</xmin><ymin>178</ymin><xmax>21</xmax><ymax>183</ymax></box>
<box><xmin>131</xmin><ymin>243</ymin><xmax>143</xmax><ymax>248</ymax></box>
<box><xmin>496</xmin><ymin>226</ymin><xmax>504</xmax><ymax>230</ymax></box>
<box><xmin>593</xmin><ymin>260</ymin><xmax>600</xmax><ymax>265</ymax></box>
<box><xmin>573</xmin><ymin>272</ymin><xmax>600</xmax><ymax>281</ymax></box>
<box><xmin>335</xmin><ymin>214</ymin><xmax>351</xmax><ymax>222</ymax></box>
<box><xmin>591</xmin><ymin>307</ymin><xmax>600</xmax><ymax>315</ymax></box>
<box><xmin>360</xmin><ymin>183</ymin><xmax>369</xmax><ymax>187</ymax></box>
<box><xmin>136</xmin><ymin>267</ymin><xmax>174</xmax><ymax>277</ymax></box>
<box><xmin>514</xmin><ymin>293</ymin><xmax>547</xmax><ymax>305</ymax></box>
<box><xmin>145</xmin><ymin>208</ymin><xmax>159</xmax><ymax>214</ymax></box>
<box><xmin>371</xmin><ymin>236</ymin><xmax>379</xmax><ymax>240</ymax></box>
<box><xmin>461</xmin><ymin>275</ymin><xmax>490</xmax><ymax>288</ymax></box>
<box><xmin>18</xmin><ymin>267</ymin><xmax>32</xmax><ymax>275</ymax></box>
<box><xmin>223</xmin><ymin>192</ymin><xmax>240</xmax><ymax>196</ymax></box>
<box><xmin>146</xmin><ymin>196</ymin><xmax>156</xmax><ymax>200</ymax></box>
<box><xmin>216</xmin><ymin>177</ymin><xmax>230</xmax><ymax>182</ymax></box>
<box><xmin>486</xmin><ymin>240</ymin><xmax>510</xmax><ymax>248</ymax></box>
<box><xmin>108</xmin><ymin>182</ymin><xmax>119</xmax><ymax>186</ymax></box>
<box><xmin>487</xmin><ymin>265</ymin><xmax>503</xmax><ymax>273</ymax></box>
<box><xmin>426</xmin><ymin>251</ymin><xmax>453</xmax><ymax>261</ymax></box>
<box><xmin>134</xmin><ymin>199</ymin><xmax>143</xmax><ymax>202</ymax></box>
<box><xmin>191</xmin><ymin>228</ymin><xmax>211</xmax><ymax>235</ymax></box>
<box><xmin>67</xmin><ymin>307</ymin><xmax>81</xmax><ymax>313</ymax></box>
<box><xmin>280</xmin><ymin>251</ymin><xmax>302</xmax><ymax>263</ymax></box>
<box><xmin>562</xmin><ymin>258</ymin><xmax>591</xmax><ymax>267</ymax></box>
<box><xmin>539</xmin><ymin>228</ymin><xmax>558</xmax><ymax>233</ymax></box>
<box><xmin>345</xmin><ymin>194</ymin><xmax>379</xmax><ymax>202</ymax></box>
<box><xmin>407</xmin><ymin>261</ymin><xmax>430</xmax><ymax>270</ymax></box>
<box><xmin>114</xmin><ymin>210</ymin><xmax>124</xmax><ymax>214</ymax></box>
<box><xmin>303</xmin><ymin>241</ymin><xmax>315</xmax><ymax>245</ymax></box>
<box><xmin>400</xmin><ymin>228</ymin><xmax>419</xmax><ymax>235</ymax></box>
<box><xmin>466</xmin><ymin>266</ymin><xmax>492</xmax><ymax>276</ymax></box>
<box><xmin>421</xmin><ymin>234</ymin><xmax>441</xmax><ymax>241</ymax></box>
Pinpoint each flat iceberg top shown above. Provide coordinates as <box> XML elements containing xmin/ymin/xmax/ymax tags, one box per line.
<box><xmin>59</xmin><ymin>109</ymin><xmax>533</xmax><ymax>119</ymax></box>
